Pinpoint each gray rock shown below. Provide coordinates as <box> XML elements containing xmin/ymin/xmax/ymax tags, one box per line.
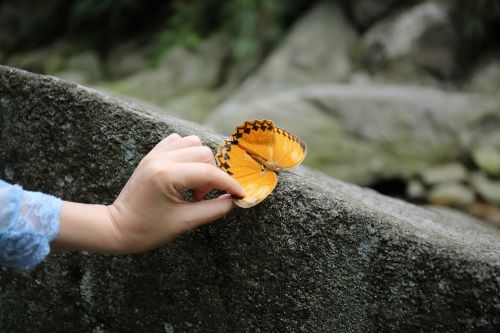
<box><xmin>428</xmin><ymin>182</ymin><xmax>475</xmax><ymax>207</ymax></box>
<box><xmin>107</xmin><ymin>36</ymin><xmax>227</xmax><ymax>120</ymax></box>
<box><xmin>406</xmin><ymin>179</ymin><xmax>425</xmax><ymax>199</ymax></box>
<box><xmin>116</xmin><ymin>36</ymin><xmax>226</xmax><ymax>100</ymax></box>
<box><xmin>361</xmin><ymin>2</ymin><xmax>458</xmax><ymax>80</ymax></box>
<box><xmin>1</xmin><ymin>66</ymin><xmax>499</xmax><ymax>332</ymax></box>
<box><xmin>223</xmin><ymin>1</ymin><xmax>357</xmax><ymax>103</ymax></box>
<box><xmin>472</xmin><ymin>145</ymin><xmax>500</xmax><ymax>176</ymax></box>
<box><xmin>471</xmin><ymin>172</ymin><xmax>500</xmax><ymax>205</ymax></box>
<box><xmin>421</xmin><ymin>162</ymin><xmax>468</xmax><ymax>185</ymax></box>
<box><xmin>206</xmin><ymin>84</ymin><xmax>499</xmax><ymax>185</ymax></box>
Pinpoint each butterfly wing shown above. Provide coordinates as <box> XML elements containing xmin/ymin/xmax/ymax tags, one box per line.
<box><xmin>216</xmin><ymin>140</ymin><xmax>277</xmax><ymax>208</ymax></box>
<box><xmin>231</xmin><ymin>120</ymin><xmax>306</xmax><ymax>170</ymax></box>
<box><xmin>272</xmin><ymin>127</ymin><xmax>307</xmax><ymax>169</ymax></box>
<box><xmin>231</xmin><ymin>120</ymin><xmax>275</xmax><ymax>164</ymax></box>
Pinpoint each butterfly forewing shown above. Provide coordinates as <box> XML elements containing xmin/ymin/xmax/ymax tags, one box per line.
<box><xmin>231</xmin><ymin>120</ymin><xmax>276</xmax><ymax>164</ymax></box>
<box><xmin>216</xmin><ymin>140</ymin><xmax>278</xmax><ymax>208</ymax></box>
<box><xmin>272</xmin><ymin>127</ymin><xmax>307</xmax><ymax>169</ymax></box>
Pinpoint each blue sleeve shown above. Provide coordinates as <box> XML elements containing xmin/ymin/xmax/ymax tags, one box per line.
<box><xmin>0</xmin><ymin>179</ymin><xmax>62</xmax><ymax>270</ymax></box>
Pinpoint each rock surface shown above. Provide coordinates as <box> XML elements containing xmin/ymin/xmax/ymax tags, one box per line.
<box><xmin>1</xmin><ymin>66</ymin><xmax>500</xmax><ymax>332</ymax></box>
<box><xmin>428</xmin><ymin>182</ymin><xmax>475</xmax><ymax>207</ymax></box>
<box><xmin>361</xmin><ymin>2</ymin><xmax>458</xmax><ymax>81</ymax></box>
<box><xmin>473</xmin><ymin>145</ymin><xmax>500</xmax><ymax>176</ymax></box>
<box><xmin>420</xmin><ymin>162</ymin><xmax>468</xmax><ymax>185</ymax></box>
<box><xmin>107</xmin><ymin>35</ymin><xmax>228</xmax><ymax>122</ymax></box>
<box><xmin>471</xmin><ymin>173</ymin><xmax>500</xmax><ymax>205</ymax></box>
<box><xmin>221</xmin><ymin>1</ymin><xmax>357</xmax><ymax>104</ymax></box>
<box><xmin>206</xmin><ymin>84</ymin><xmax>499</xmax><ymax>185</ymax></box>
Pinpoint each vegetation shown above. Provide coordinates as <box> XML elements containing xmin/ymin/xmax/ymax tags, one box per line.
<box><xmin>0</xmin><ymin>0</ymin><xmax>498</xmax><ymax>68</ymax></box>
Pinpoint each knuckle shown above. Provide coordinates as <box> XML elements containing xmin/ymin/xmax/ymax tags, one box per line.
<box><xmin>200</xmin><ymin>146</ymin><xmax>214</xmax><ymax>160</ymax></box>
<box><xmin>185</xmin><ymin>135</ymin><xmax>202</xmax><ymax>146</ymax></box>
<box><xmin>167</xmin><ymin>133</ymin><xmax>181</xmax><ymax>139</ymax></box>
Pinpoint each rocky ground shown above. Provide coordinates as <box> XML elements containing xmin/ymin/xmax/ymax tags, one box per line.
<box><xmin>2</xmin><ymin>1</ymin><xmax>500</xmax><ymax>227</ymax></box>
<box><xmin>1</xmin><ymin>66</ymin><xmax>498</xmax><ymax>332</ymax></box>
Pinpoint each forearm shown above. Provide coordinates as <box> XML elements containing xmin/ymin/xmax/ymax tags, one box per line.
<box><xmin>51</xmin><ymin>201</ymin><xmax>121</xmax><ymax>254</ymax></box>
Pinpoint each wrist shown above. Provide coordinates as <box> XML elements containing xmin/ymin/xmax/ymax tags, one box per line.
<box><xmin>51</xmin><ymin>201</ymin><xmax>124</xmax><ymax>254</ymax></box>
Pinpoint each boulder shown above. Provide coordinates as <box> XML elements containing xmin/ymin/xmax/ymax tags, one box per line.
<box><xmin>428</xmin><ymin>182</ymin><xmax>475</xmax><ymax>207</ymax></box>
<box><xmin>223</xmin><ymin>1</ymin><xmax>357</xmax><ymax>103</ymax></box>
<box><xmin>471</xmin><ymin>173</ymin><xmax>500</xmax><ymax>205</ymax></box>
<box><xmin>420</xmin><ymin>162</ymin><xmax>468</xmax><ymax>185</ymax></box>
<box><xmin>361</xmin><ymin>2</ymin><xmax>458</xmax><ymax>81</ymax></box>
<box><xmin>1</xmin><ymin>66</ymin><xmax>499</xmax><ymax>332</ymax></box>
<box><xmin>472</xmin><ymin>145</ymin><xmax>500</xmax><ymax>176</ymax></box>
<box><xmin>107</xmin><ymin>35</ymin><xmax>228</xmax><ymax>121</ymax></box>
<box><xmin>206</xmin><ymin>84</ymin><xmax>499</xmax><ymax>185</ymax></box>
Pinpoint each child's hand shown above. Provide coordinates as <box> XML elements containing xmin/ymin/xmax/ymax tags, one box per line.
<box><xmin>52</xmin><ymin>134</ymin><xmax>244</xmax><ymax>254</ymax></box>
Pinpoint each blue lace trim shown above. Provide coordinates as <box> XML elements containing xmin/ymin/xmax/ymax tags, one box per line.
<box><xmin>0</xmin><ymin>180</ymin><xmax>61</xmax><ymax>270</ymax></box>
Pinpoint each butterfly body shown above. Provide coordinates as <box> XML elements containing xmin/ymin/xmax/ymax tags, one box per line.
<box><xmin>216</xmin><ymin>120</ymin><xmax>306</xmax><ymax>208</ymax></box>
<box><xmin>247</xmin><ymin>152</ymin><xmax>281</xmax><ymax>172</ymax></box>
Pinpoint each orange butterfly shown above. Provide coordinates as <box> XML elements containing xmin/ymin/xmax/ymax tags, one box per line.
<box><xmin>216</xmin><ymin>120</ymin><xmax>307</xmax><ymax>208</ymax></box>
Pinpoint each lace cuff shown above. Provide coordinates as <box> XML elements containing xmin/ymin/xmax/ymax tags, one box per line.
<box><xmin>0</xmin><ymin>180</ymin><xmax>62</xmax><ymax>270</ymax></box>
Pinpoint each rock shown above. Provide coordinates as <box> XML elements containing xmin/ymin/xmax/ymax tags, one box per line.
<box><xmin>428</xmin><ymin>182</ymin><xmax>475</xmax><ymax>207</ymax></box>
<box><xmin>206</xmin><ymin>84</ymin><xmax>500</xmax><ymax>185</ymax></box>
<box><xmin>471</xmin><ymin>172</ymin><xmax>500</xmax><ymax>205</ymax></box>
<box><xmin>108</xmin><ymin>35</ymin><xmax>227</xmax><ymax>118</ymax></box>
<box><xmin>468</xmin><ymin>202</ymin><xmax>500</xmax><ymax>228</ymax></box>
<box><xmin>406</xmin><ymin>179</ymin><xmax>425</xmax><ymax>199</ymax></box>
<box><xmin>224</xmin><ymin>1</ymin><xmax>357</xmax><ymax>103</ymax></box>
<box><xmin>1</xmin><ymin>66</ymin><xmax>499</xmax><ymax>332</ymax></box>
<box><xmin>421</xmin><ymin>162</ymin><xmax>468</xmax><ymax>185</ymax></box>
<box><xmin>467</xmin><ymin>53</ymin><xmax>500</xmax><ymax>95</ymax></box>
<box><xmin>472</xmin><ymin>145</ymin><xmax>500</xmax><ymax>176</ymax></box>
<box><xmin>344</xmin><ymin>0</ymin><xmax>400</xmax><ymax>30</ymax></box>
<box><xmin>361</xmin><ymin>2</ymin><xmax>458</xmax><ymax>80</ymax></box>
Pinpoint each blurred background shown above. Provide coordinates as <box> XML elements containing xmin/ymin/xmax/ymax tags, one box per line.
<box><xmin>1</xmin><ymin>0</ymin><xmax>499</xmax><ymax>227</ymax></box>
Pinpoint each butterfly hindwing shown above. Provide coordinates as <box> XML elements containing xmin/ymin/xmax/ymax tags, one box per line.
<box><xmin>216</xmin><ymin>140</ymin><xmax>278</xmax><ymax>208</ymax></box>
<box><xmin>272</xmin><ymin>126</ymin><xmax>307</xmax><ymax>169</ymax></box>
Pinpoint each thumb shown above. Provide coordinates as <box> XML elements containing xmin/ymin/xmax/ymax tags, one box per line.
<box><xmin>177</xmin><ymin>194</ymin><xmax>235</xmax><ymax>231</ymax></box>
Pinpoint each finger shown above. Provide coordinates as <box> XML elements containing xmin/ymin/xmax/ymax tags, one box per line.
<box><xmin>149</xmin><ymin>133</ymin><xmax>182</xmax><ymax>154</ymax></box>
<box><xmin>167</xmin><ymin>163</ymin><xmax>245</xmax><ymax>198</ymax></box>
<box><xmin>159</xmin><ymin>135</ymin><xmax>203</xmax><ymax>153</ymax></box>
<box><xmin>158</xmin><ymin>146</ymin><xmax>216</xmax><ymax>165</ymax></box>
<box><xmin>178</xmin><ymin>194</ymin><xmax>234</xmax><ymax>230</ymax></box>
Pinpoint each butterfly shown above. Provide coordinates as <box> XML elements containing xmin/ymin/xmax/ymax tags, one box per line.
<box><xmin>216</xmin><ymin>120</ymin><xmax>307</xmax><ymax>208</ymax></box>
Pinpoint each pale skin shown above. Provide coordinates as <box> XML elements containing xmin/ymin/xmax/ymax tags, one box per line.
<box><xmin>50</xmin><ymin>133</ymin><xmax>245</xmax><ymax>254</ymax></box>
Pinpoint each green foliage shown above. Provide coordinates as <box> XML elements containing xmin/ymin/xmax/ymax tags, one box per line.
<box><xmin>447</xmin><ymin>0</ymin><xmax>500</xmax><ymax>42</ymax></box>
<box><xmin>150</xmin><ymin>0</ymin><xmax>212</xmax><ymax>66</ymax></box>
<box><xmin>152</xmin><ymin>0</ymin><xmax>309</xmax><ymax>73</ymax></box>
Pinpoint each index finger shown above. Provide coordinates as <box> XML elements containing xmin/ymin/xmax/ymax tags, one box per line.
<box><xmin>167</xmin><ymin>163</ymin><xmax>245</xmax><ymax>198</ymax></box>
